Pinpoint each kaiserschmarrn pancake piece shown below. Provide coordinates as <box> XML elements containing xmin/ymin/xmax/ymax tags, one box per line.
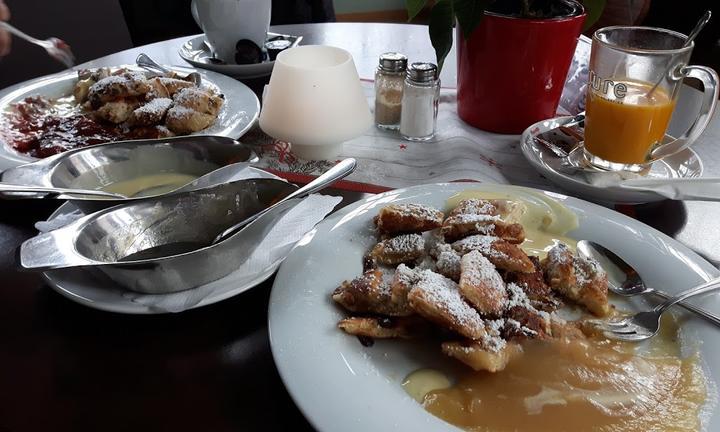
<box><xmin>173</xmin><ymin>87</ymin><xmax>224</xmax><ymax>117</ymax></box>
<box><xmin>332</xmin><ymin>269</ymin><xmax>412</xmax><ymax>316</ymax></box>
<box><xmin>165</xmin><ymin>106</ymin><xmax>215</xmax><ymax>134</ymax></box>
<box><xmin>441</xmin><ymin>213</ymin><xmax>526</xmax><ymax>243</ymax></box>
<box><xmin>441</xmin><ymin>340</ymin><xmax>522</xmax><ymax>372</ymax></box>
<box><xmin>129</xmin><ymin>97</ymin><xmax>173</xmax><ymax>126</ymax></box>
<box><xmin>338</xmin><ymin>316</ymin><xmax>428</xmax><ymax>339</ymax></box>
<box><xmin>432</xmin><ymin>242</ymin><xmax>462</xmax><ymax>281</ymax></box>
<box><xmin>390</xmin><ymin>264</ymin><xmax>420</xmax><ymax>312</ymax></box>
<box><xmin>504</xmin><ymin>256</ymin><xmax>560</xmax><ymax>312</ymax></box>
<box><xmin>443</xmin><ymin>198</ymin><xmax>525</xmax><ymax>243</ymax></box>
<box><xmin>93</xmin><ymin>100</ymin><xmax>137</xmax><ymax>124</ymax></box>
<box><xmin>542</xmin><ymin>244</ymin><xmax>610</xmax><ymax>317</ymax></box>
<box><xmin>459</xmin><ymin>251</ymin><xmax>507</xmax><ymax>316</ymax></box>
<box><xmin>87</xmin><ymin>72</ymin><xmax>152</xmax><ymax>109</ymax></box>
<box><xmin>368</xmin><ymin>233</ymin><xmax>425</xmax><ymax>265</ymax></box>
<box><xmin>158</xmin><ymin>77</ymin><xmax>195</xmax><ymax>96</ymax></box>
<box><xmin>145</xmin><ymin>77</ymin><xmax>171</xmax><ymax>99</ymax></box>
<box><xmin>447</xmin><ymin>198</ymin><xmax>500</xmax><ymax>218</ymax></box>
<box><xmin>165</xmin><ymin>87</ymin><xmax>224</xmax><ymax>133</ymax></box>
<box><xmin>407</xmin><ymin>270</ymin><xmax>486</xmax><ymax>340</ymax></box>
<box><xmin>452</xmin><ymin>235</ymin><xmax>534</xmax><ymax>273</ymax></box>
<box><xmin>374</xmin><ymin>203</ymin><xmax>444</xmax><ymax>235</ymax></box>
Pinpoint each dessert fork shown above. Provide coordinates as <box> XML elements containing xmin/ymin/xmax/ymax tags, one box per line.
<box><xmin>0</xmin><ymin>22</ymin><xmax>74</xmax><ymax>67</ymax></box>
<box><xmin>591</xmin><ymin>276</ymin><xmax>720</xmax><ymax>341</ymax></box>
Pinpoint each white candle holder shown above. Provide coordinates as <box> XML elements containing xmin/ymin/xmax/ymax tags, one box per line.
<box><xmin>259</xmin><ymin>45</ymin><xmax>372</xmax><ymax>161</ymax></box>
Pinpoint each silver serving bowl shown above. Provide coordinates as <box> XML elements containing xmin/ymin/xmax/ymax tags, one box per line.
<box><xmin>0</xmin><ymin>135</ymin><xmax>257</xmax><ymax>211</ymax></box>
<box><xmin>20</xmin><ymin>177</ymin><xmax>299</xmax><ymax>293</ymax></box>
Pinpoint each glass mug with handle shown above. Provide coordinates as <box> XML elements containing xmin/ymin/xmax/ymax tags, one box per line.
<box><xmin>583</xmin><ymin>26</ymin><xmax>718</xmax><ymax>172</ymax></box>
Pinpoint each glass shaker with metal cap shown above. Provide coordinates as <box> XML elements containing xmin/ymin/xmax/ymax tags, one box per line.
<box><xmin>400</xmin><ymin>62</ymin><xmax>440</xmax><ymax>141</ymax></box>
<box><xmin>374</xmin><ymin>52</ymin><xmax>408</xmax><ymax>130</ymax></box>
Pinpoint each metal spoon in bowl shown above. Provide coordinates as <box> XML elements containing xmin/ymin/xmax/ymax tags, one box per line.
<box><xmin>0</xmin><ymin>183</ymin><xmax>126</xmax><ymax>199</ymax></box>
<box><xmin>136</xmin><ymin>53</ymin><xmax>202</xmax><ymax>87</ymax></box>
<box><xmin>212</xmin><ymin>158</ymin><xmax>357</xmax><ymax>245</ymax></box>
<box><xmin>577</xmin><ymin>240</ymin><xmax>720</xmax><ymax>328</ymax></box>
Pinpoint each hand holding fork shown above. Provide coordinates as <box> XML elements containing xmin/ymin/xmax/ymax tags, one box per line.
<box><xmin>0</xmin><ymin>19</ymin><xmax>75</xmax><ymax>67</ymax></box>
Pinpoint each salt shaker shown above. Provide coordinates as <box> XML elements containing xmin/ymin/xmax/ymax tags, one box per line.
<box><xmin>374</xmin><ymin>52</ymin><xmax>408</xmax><ymax>130</ymax></box>
<box><xmin>400</xmin><ymin>62</ymin><xmax>440</xmax><ymax>141</ymax></box>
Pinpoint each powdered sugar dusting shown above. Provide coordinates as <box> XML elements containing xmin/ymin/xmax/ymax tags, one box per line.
<box><xmin>506</xmin><ymin>283</ymin><xmax>532</xmax><ymax>310</ymax></box>
<box><xmin>460</xmin><ymin>251</ymin><xmax>505</xmax><ymax>294</ymax></box>
<box><xmin>546</xmin><ymin>244</ymin><xmax>605</xmax><ymax>286</ymax></box>
<box><xmin>383</xmin><ymin>233</ymin><xmax>424</xmax><ymax>254</ymax></box>
<box><xmin>481</xmin><ymin>332</ymin><xmax>507</xmax><ymax>352</ymax></box>
<box><xmin>89</xmin><ymin>72</ymin><xmax>148</xmax><ymax>96</ymax></box>
<box><xmin>449</xmin><ymin>213</ymin><xmax>500</xmax><ymax>224</ymax></box>
<box><xmin>444</xmin><ymin>213</ymin><xmax>500</xmax><ymax>236</ymax></box>
<box><xmin>394</xmin><ymin>263</ymin><xmax>419</xmax><ymax>286</ymax></box>
<box><xmin>452</xmin><ymin>198</ymin><xmax>498</xmax><ymax>216</ymax></box>
<box><xmin>481</xmin><ymin>318</ymin><xmax>508</xmax><ymax>352</ymax></box>
<box><xmin>174</xmin><ymin>87</ymin><xmax>210</xmax><ymax>106</ymax></box>
<box><xmin>434</xmin><ymin>243</ymin><xmax>461</xmax><ymax>280</ymax></box>
<box><xmin>167</xmin><ymin>105</ymin><xmax>195</xmax><ymax>118</ymax></box>
<box><xmin>414</xmin><ymin>270</ymin><xmax>483</xmax><ymax>332</ymax></box>
<box><xmin>134</xmin><ymin>97</ymin><xmax>172</xmax><ymax>116</ymax></box>
<box><xmin>576</xmin><ymin>253</ymin><xmax>605</xmax><ymax>282</ymax></box>
<box><xmin>506</xmin><ymin>318</ymin><xmax>538</xmax><ymax>337</ymax></box>
<box><xmin>547</xmin><ymin>243</ymin><xmax>571</xmax><ymax>264</ymax></box>
<box><xmin>452</xmin><ymin>235</ymin><xmax>504</xmax><ymax>259</ymax></box>
<box><xmin>391</xmin><ymin>203</ymin><xmax>443</xmax><ymax>220</ymax></box>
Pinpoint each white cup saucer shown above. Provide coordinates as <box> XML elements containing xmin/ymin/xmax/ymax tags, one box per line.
<box><xmin>179</xmin><ymin>33</ymin><xmax>302</xmax><ymax>79</ymax></box>
<box><xmin>521</xmin><ymin>115</ymin><xmax>703</xmax><ymax>204</ymax></box>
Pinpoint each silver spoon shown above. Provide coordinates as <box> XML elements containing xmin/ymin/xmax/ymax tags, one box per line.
<box><xmin>136</xmin><ymin>53</ymin><xmax>202</xmax><ymax>87</ymax></box>
<box><xmin>577</xmin><ymin>240</ymin><xmax>720</xmax><ymax>328</ymax></box>
<box><xmin>0</xmin><ymin>21</ymin><xmax>75</xmax><ymax>68</ymax></box>
<box><xmin>0</xmin><ymin>183</ymin><xmax>127</xmax><ymax>199</ymax></box>
<box><xmin>646</xmin><ymin>10</ymin><xmax>711</xmax><ymax>97</ymax></box>
<box><xmin>212</xmin><ymin>158</ymin><xmax>357</xmax><ymax>245</ymax></box>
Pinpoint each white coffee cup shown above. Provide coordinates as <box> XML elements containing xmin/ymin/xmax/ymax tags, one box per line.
<box><xmin>191</xmin><ymin>0</ymin><xmax>271</xmax><ymax>63</ymax></box>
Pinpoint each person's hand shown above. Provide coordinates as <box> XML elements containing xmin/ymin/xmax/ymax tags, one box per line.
<box><xmin>0</xmin><ymin>0</ymin><xmax>10</xmax><ymax>56</ymax></box>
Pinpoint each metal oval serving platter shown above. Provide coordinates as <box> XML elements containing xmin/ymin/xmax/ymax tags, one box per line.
<box><xmin>20</xmin><ymin>177</ymin><xmax>299</xmax><ymax>294</ymax></box>
<box><xmin>0</xmin><ymin>135</ymin><xmax>258</xmax><ymax>211</ymax></box>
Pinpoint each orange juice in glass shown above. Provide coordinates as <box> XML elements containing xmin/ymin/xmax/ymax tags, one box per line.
<box><xmin>583</xmin><ymin>26</ymin><xmax>718</xmax><ymax>172</ymax></box>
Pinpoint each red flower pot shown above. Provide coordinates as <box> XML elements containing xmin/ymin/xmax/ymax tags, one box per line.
<box><xmin>456</xmin><ymin>3</ymin><xmax>586</xmax><ymax>133</ymax></box>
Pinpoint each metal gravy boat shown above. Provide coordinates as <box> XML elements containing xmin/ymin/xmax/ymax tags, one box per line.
<box><xmin>1</xmin><ymin>135</ymin><xmax>257</xmax><ymax>212</ymax></box>
<box><xmin>20</xmin><ymin>178</ymin><xmax>298</xmax><ymax>294</ymax></box>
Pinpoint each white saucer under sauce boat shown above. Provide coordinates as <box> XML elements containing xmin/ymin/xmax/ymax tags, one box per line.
<box><xmin>521</xmin><ymin>115</ymin><xmax>703</xmax><ymax>205</ymax></box>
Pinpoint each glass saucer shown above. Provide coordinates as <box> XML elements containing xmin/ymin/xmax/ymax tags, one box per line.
<box><xmin>521</xmin><ymin>116</ymin><xmax>702</xmax><ymax>204</ymax></box>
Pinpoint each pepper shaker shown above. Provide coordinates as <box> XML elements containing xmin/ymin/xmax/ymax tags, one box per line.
<box><xmin>374</xmin><ymin>52</ymin><xmax>408</xmax><ymax>130</ymax></box>
<box><xmin>400</xmin><ymin>62</ymin><xmax>440</xmax><ymax>141</ymax></box>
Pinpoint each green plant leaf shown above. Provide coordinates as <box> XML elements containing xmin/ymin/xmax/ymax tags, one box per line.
<box><xmin>453</xmin><ymin>0</ymin><xmax>491</xmax><ymax>39</ymax></box>
<box><xmin>429</xmin><ymin>0</ymin><xmax>454</xmax><ymax>72</ymax></box>
<box><xmin>582</xmin><ymin>0</ymin><xmax>607</xmax><ymax>31</ymax></box>
<box><xmin>406</xmin><ymin>0</ymin><xmax>429</xmax><ymax>21</ymax></box>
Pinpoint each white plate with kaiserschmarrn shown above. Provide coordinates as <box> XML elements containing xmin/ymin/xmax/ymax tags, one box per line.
<box><xmin>0</xmin><ymin>65</ymin><xmax>259</xmax><ymax>171</ymax></box>
<box><xmin>268</xmin><ymin>182</ymin><xmax>720</xmax><ymax>432</ymax></box>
